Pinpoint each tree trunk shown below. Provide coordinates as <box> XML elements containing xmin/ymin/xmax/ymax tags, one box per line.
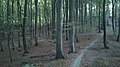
<box><xmin>34</xmin><ymin>0</ymin><xmax>38</xmax><ymax>46</ymax></box>
<box><xmin>69</xmin><ymin>0</ymin><xmax>76</xmax><ymax>53</ymax></box>
<box><xmin>114</xmin><ymin>0</ymin><xmax>117</xmax><ymax>29</ymax></box>
<box><xmin>75</xmin><ymin>0</ymin><xmax>79</xmax><ymax>42</ymax></box>
<box><xmin>65</xmin><ymin>0</ymin><xmax>69</xmax><ymax>40</ymax></box>
<box><xmin>22</xmin><ymin>0</ymin><xmax>29</xmax><ymax>54</ymax></box>
<box><xmin>84</xmin><ymin>2</ymin><xmax>87</xmax><ymax>33</ymax></box>
<box><xmin>117</xmin><ymin>5</ymin><xmax>120</xmax><ymax>42</ymax></box>
<box><xmin>98</xmin><ymin>2</ymin><xmax>102</xmax><ymax>33</ymax></box>
<box><xmin>55</xmin><ymin>0</ymin><xmax>64</xmax><ymax>59</ymax></box>
<box><xmin>17</xmin><ymin>0</ymin><xmax>21</xmax><ymax>47</ymax></box>
<box><xmin>103</xmin><ymin>0</ymin><xmax>109</xmax><ymax>49</ymax></box>
<box><xmin>11</xmin><ymin>0</ymin><xmax>15</xmax><ymax>50</ymax></box>
<box><xmin>0</xmin><ymin>0</ymin><xmax>3</xmax><ymax>51</ymax></box>
<box><xmin>0</xmin><ymin>32</ymin><xmax>3</xmax><ymax>51</ymax></box>
<box><xmin>112</xmin><ymin>0</ymin><xmax>115</xmax><ymax>33</ymax></box>
<box><xmin>7</xmin><ymin>0</ymin><xmax>12</xmax><ymax>62</ymax></box>
<box><xmin>89</xmin><ymin>0</ymin><xmax>92</xmax><ymax>27</ymax></box>
<box><xmin>39</xmin><ymin>3</ymin><xmax>41</xmax><ymax>37</ymax></box>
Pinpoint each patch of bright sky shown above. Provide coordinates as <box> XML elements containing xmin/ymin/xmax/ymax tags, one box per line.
<box><xmin>86</xmin><ymin>3</ymin><xmax>113</xmax><ymax>16</ymax></box>
<box><xmin>109</xmin><ymin>3</ymin><xmax>112</xmax><ymax>16</ymax></box>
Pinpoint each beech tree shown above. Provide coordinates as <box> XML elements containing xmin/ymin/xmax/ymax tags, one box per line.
<box><xmin>34</xmin><ymin>0</ymin><xmax>38</xmax><ymax>46</ymax></box>
<box><xmin>117</xmin><ymin>4</ymin><xmax>120</xmax><ymax>42</ymax></box>
<box><xmin>69</xmin><ymin>0</ymin><xmax>76</xmax><ymax>53</ymax></box>
<box><xmin>55</xmin><ymin>0</ymin><xmax>64</xmax><ymax>59</ymax></box>
<box><xmin>22</xmin><ymin>0</ymin><xmax>29</xmax><ymax>54</ymax></box>
<box><xmin>103</xmin><ymin>0</ymin><xmax>109</xmax><ymax>49</ymax></box>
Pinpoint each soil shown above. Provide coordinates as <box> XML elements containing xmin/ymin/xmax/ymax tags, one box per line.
<box><xmin>0</xmin><ymin>32</ymin><xmax>100</xmax><ymax>67</ymax></box>
<box><xmin>80</xmin><ymin>35</ymin><xmax>120</xmax><ymax>67</ymax></box>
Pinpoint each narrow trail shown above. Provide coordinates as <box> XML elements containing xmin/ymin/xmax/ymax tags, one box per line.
<box><xmin>71</xmin><ymin>33</ymin><xmax>103</xmax><ymax>67</ymax></box>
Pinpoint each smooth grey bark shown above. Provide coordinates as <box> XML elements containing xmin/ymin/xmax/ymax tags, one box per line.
<box><xmin>44</xmin><ymin>0</ymin><xmax>48</xmax><ymax>37</ymax></box>
<box><xmin>112</xmin><ymin>0</ymin><xmax>115</xmax><ymax>32</ymax></box>
<box><xmin>117</xmin><ymin>5</ymin><xmax>120</xmax><ymax>42</ymax></box>
<box><xmin>39</xmin><ymin>3</ymin><xmax>41</xmax><ymax>37</ymax></box>
<box><xmin>69</xmin><ymin>0</ymin><xmax>76</xmax><ymax>53</ymax></box>
<box><xmin>55</xmin><ymin>0</ymin><xmax>64</xmax><ymax>59</ymax></box>
<box><xmin>114</xmin><ymin>0</ymin><xmax>117</xmax><ymax>28</ymax></box>
<box><xmin>98</xmin><ymin>2</ymin><xmax>102</xmax><ymax>33</ymax></box>
<box><xmin>80</xmin><ymin>2</ymin><xmax>84</xmax><ymax>32</ymax></box>
<box><xmin>0</xmin><ymin>0</ymin><xmax>3</xmax><ymax>51</ymax></box>
<box><xmin>103</xmin><ymin>0</ymin><xmax>109</xmax><ymax>49</ymax></box>
<box><xmin>7</xmin><ymin>0</ymin><xmax>12</xmax><ymax>62</ymax></box>
<box><xmin>84</xmin><ymin>1</ymin><xmax>87</xmax><ymax>25</ymax></box>
<box><xmin>34</xmin><ymin>0</ymin><xmax>38</xmax><ymax>46</ymax></box>
<box><xmin>89</xmin><ymin>0</ymin><xmax>92</xmax><ymax>27</ymax></box>
<box><xmin>30</xmin><ymin>0</ymin><xmax>33</xmax><ymax>45</ymax></box>
<box><xmin>75</xmin><ymin>0</ymin><xmax>79</xmax><ymax>42</ymax></box>
<box><xmin>78</xmin><ymin>0</ymin><xmax>81</xmax><ymax>33</ymax></box>
<box><xmin>11</xmin><ymin>0</ymin><xmax>15</xmax><ymax>50</ymax></box>
<box><xmin>22</xmin><ymin>0</ymin><xmax>29</xmax><ymax>54</ymax></box>
<box><xmin>65</xmin><ymin>0</ymin><xmax>69</xmax><ymax>40</ymax></box>
<box><xmin>17</xmin><ymin>0</ymin><xmax>21</xmax><ymax>47</ymax></box>
<box><xmin>0</xmin><ymin>33</ymin><xmax>3</xmax><ymax>51</ymax></box>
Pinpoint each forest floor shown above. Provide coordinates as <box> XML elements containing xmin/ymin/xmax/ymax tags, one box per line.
<box><xmin>71</xmin><ymin>33</ymin><xmax>102</xmax><ymax>67</ymax></box>
<box><xmin>0</xmin><ymin>32</ymin><xmax>100</xmax><ymax>67</ymax></box>
<box><xmin>80</xmin><ymin>35</ymin><xmax>120</xmax><ymax>67</ymax></box>
<box><xmin>0</xmin><ymin>32</ymin><xmax>120</xmax><ymax>67</ymax></box>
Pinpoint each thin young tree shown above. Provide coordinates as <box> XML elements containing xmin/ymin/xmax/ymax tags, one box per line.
<box><xmin>75</xmin><ymin>0</ymin><xmax>79</xmax><ymax>42</ymax></box>
<box><xmin>65</xmin><ymin>0</ymin><xmax>69</xmax><ymax>40</ymax></box>
<box><xmin>11</xmin><ymin>0</ymin><xmax>15</xmax><ymax>50</ymax></box>
<box><xmin>117</xmin><ymin>4</ymin><xmax>120</xmax><ymax>42</ymax></box>
<box><xmin>7</xmin><ymin>0</ymin><xmax>12</xmax><ymax>62</ymax></box>
<box><xmin>52</xmin><ymin>0</ymin><xmax>56</xmax><ymax>39</ymax></box>
<box><xmin>112</xmin><ymin>0</ymin><xmax>115</xmax><ymax>33</ymax></box>
<box><xmin>0</xmin><ymin>0</ymin><xmax>3</xmax><ymax>51</ymax></box>
<box><xmin>34</xmin><ymin>0</ymin><xmax>38</xmax><ymax>46</ymax></box>
<box><xmin>98</xmin><ymin>1</ymin><xmax>102</xmax><ymax>33</ymax></box>
<box><xmin>17</xmin><ymin>0</ymin><xmax>21</xmax><ymax>48</ymax></box>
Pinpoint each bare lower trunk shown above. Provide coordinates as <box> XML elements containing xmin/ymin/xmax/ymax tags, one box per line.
<box><xmin>0</xmin><ymin>33</ymin><xmax>3</xmax><ymax>51</ymax></box>
<box><xmin>55</xmin><ymin>0</ymin><xmax>64</xmax><ymax>59</ymax></box>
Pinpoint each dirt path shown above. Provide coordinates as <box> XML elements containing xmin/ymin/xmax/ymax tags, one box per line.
<box><xmin>80</xmin><ymin>35</ymin><xmax>120</xmax><ymax>67</ymax></box>
<box><xmin>71</xmin><ymin>33</ymin><xmax>102</xmax><ymax>67</ymax></box>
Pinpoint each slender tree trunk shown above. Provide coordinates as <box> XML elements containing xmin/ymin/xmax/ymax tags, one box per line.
<box><xmin>103</xmin><ymin>0</ymin><xmax>109</xmax><ymax>49</ymax></box>
<box><xmin>17</xmin><ymin>0</ymin><xmax>21</xmax><ymax>47</ymax></box>
<box><xmin>98</xmin><ymin>2</ymin><xmax>102</xmax><ymax>33</ymax></box>
<box><xmin>34</xmin><ymin>0</ymin><xmax>38</xmax><ymax>46</ymax></box>
<box><xmin>80</xmin><ymin>2</ymin><xmax>84</xmax><ymax>32</ymax></box>
<box><xmin>90</xmin><ymin>0</ymin><xmax>92</xmax><ymax>27</ymax></box>
<box><xmin>84</xmin><ymin>2</ymin><xmax>87</xmax><ymax>32</ymax></box>
<box><xmin>112</xmin><ymin>0</ymin><xmax>115</xmax><ymax>33</ymax></box>
<box><xmin>0</xmin><ymin>32</ymin><xmax>3</xmax><ymax>51</ymax></box>
<box><xmin>30</xmin><ymin>0</ymin><xmax>33</xmax><ymax>45</ymax></box>
<box><xmin>114</xmin><ymin>0</ymin><xmax>117</xmax><ymax>29</ymax></box>
<box><xmin>11</xmin><ymin>0</ymin><xmax>15</xmax><ymax>50</ymax></box>
<box><xmin>117</xmin><ymin>5</ymin><xmax>120</xmax><ymax>42</ymax></box>
<box><xmin>39</xmin><ymin>3</ymin><xmax>41</xmax><ymax>37</ymax></box>
<box><xmin>78</xmin><ymin>0</ymin><xmax>81</xmax><ymax>33</ymax></box>
<box><xmin>69</xmin><ymin>0</ymin><xmax>76</xmax><ymax>53</ymax></box>
<box><xmin>22</xmin><ymin>0</ymin><xmax>29</xmax><ymax>54</ymax></box>
<box><xmin>75</xmin><ymin>0</ymin><xmax>79</xmax><ymax>42</ymax></box>
<box><xmin>65</xmin><ymin>0</ymin><xmax>68</xmax><ymax>40</ymax></box>
<box><xmin>7</xmin><ymin>0</ymin><xmax>12</xmax><ymax>62</ymax></box>
<box><xmin>55</xmin><ymin>0</ymin><xmax>64</xmax><ymax>59</ymax></box>
<box><xmin>0</xmin><ymin>0</ymin><xmax>3</xmax><ymax>51</ymax></box>
<box><xmin>44</xmin><ymin>0</ymin><xmax>48</xmax><ymax>37</ymax></box>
